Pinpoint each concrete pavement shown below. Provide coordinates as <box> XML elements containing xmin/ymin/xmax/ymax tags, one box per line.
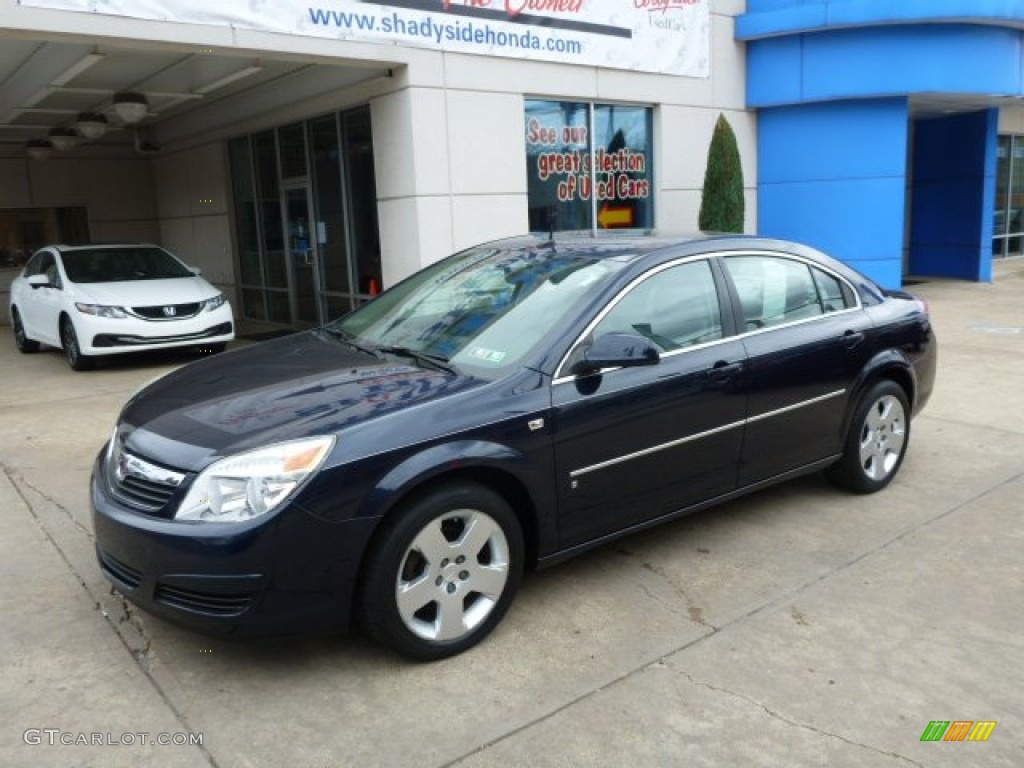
<box><xmin>1</xmin><ymin>264</ymin><xmax>1022</xmax><ymax>767</ymax></box>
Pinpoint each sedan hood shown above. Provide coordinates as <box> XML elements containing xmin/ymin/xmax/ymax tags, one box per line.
<box><xmin>120</xmin><ymin>331</ymin><xmax>482</xmax><ymax>470</ymax></box>
<box><xmin>72</xmin><ymin>277</ymin><xmax>218</xmax><ymax>306</ymax></box>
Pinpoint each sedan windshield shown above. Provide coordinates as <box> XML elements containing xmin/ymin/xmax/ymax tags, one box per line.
<box><xmin>61</xmin><ymin>247</ymin><xmax>194</xmax><ymax>283</ymax></box>
<box><xmin>331</xmin><ymin>244</ymin><xmax>629</xmax><ymax>374</ymax></box>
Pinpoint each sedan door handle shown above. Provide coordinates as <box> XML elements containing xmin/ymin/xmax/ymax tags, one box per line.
<box><xmin>708</xmin><ymin>360</ymin><xmax>743</xmax><ymax>382</ymax></box>
<box><xmin>843</xmin><ymin>330</ymin><xmax>865</xmax><ymax>349</ymax></box>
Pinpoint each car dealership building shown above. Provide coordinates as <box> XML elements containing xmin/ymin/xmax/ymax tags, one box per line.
<box><xmin>2</xmin><ymin>0</ymin><xmax>1023</xmax><ymax>329</ymax></box>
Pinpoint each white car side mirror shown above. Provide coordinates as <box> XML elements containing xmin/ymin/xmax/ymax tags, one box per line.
<box><xmin>27</xmin><ymin>274</ymin><xmax>50</xmax><ymax>288</ymax></box>
<box><xmin>188</xmin><ymin>266</ymin><xmax>202</xmax><ymax>276</ymax></box>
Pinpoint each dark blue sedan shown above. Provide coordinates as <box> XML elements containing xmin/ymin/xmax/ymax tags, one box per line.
<box><xmin>91</xmin><ymin>233</ymin><xmax>936</xmax><ymax>659</ymax></box>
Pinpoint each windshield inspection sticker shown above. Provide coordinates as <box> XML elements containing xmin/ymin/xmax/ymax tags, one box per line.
<box><xmin>468</xmin><ymin>347</ymin><xmax>506</xmax><ymax>364</ymax></box>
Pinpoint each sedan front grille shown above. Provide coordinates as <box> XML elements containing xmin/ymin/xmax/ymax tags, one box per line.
<box><xmin>131</xmin><ymin>302</ymin><xmax>201</xmax><ymax>320</ymax></box>
<box><xmin>114</xmin><ymin>473</ymin><xmax>178</xmax><ymax>510</ymax></box>
<box><xmin>108</xmin><ymin>440</ymin><xmax>186</xmax><ymax>515</ymax></box>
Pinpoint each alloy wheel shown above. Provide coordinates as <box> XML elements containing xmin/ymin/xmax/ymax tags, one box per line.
<box><xmin>395</xmin><ymin>509</ymin><xmax>510</xmax><ymax>643</ymax></box>
<box><xmin>61</xmin><ymin>319</ymin><xmax>93</xmax><ymax>370</ymax></box>
<box><xmin>857</xmin><ymin>394</ymin><xmax>906</xmax><ymax>481</ymax></box>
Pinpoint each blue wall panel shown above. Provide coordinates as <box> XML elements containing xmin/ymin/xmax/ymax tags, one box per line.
<box><xmin>759</xmin><ymin>99</ymin><xmax>907</xmax><ymax>183</ymax></box>
<box><xmin>910</xmin><ymin>110</ymin><xmax>998</xmax><ymax>281</ymax></box>
<box><xmin>740</xmin><ymin>0</ymin><xmax>1024</xmax><ymax>40</ymax></box>
<box><xmin>746</xmin><ymin>37</ymin><xmax>803</xmax><ymax>107</ymax></box>
<box><xmin>748</xmin><ymin>24</ymin><xmax>1024</xmax><ymax>107</ymax></box>
<box><xmin>801</xmin><ymin>26</ymin><xmax>1023</xmax><ymax>103</ymax></box>
<box><xmin>758</xmin><ymin>99</ymin><xmax>908</xmax><ymax>288</ymax></box>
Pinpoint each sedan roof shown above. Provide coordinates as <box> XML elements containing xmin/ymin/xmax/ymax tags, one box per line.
<box><xmin>473</xmin><ymin>231</ymin><xmax>823</xmax><ymax>264</ymax></box>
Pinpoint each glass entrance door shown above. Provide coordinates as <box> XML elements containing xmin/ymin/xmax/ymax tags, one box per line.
<box><xmin>283</xmin><ymin>186</ymin><xmax>320</xmax><ymax>327</ymax></box>
<box><xmin>228</xmin><ymin>107</ymin><xmax>382</xmax><ymax>329</ymax></box>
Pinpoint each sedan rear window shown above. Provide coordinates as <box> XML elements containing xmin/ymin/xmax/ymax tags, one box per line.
<box><xmin>61</xmin><ymin>247</ymin><xmax>193</xmax><ymax>283</ymax></box>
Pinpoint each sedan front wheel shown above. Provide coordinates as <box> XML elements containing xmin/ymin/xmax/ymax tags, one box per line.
<box><xmin>60</xmin><ymin>317</ymin><xmax>94</xmax><ymax>371</ymax></box>
<box><xmin>360</xmin><ymin>482</ymin><xmax>524</xmax><ymax>660</ymax></box>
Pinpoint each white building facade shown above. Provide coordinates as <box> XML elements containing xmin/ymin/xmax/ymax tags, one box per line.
<box><xmin>0</xmin><ymin>0</ymin><xmax>753</xmax><ymax>328</ymax></box>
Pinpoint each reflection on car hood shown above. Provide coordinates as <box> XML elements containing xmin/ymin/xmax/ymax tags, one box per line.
<box><xmin>120</xmin><ymin>331</ymin><xmax>481</xmax><ymax>470</ymax></box>
<box><xmin>72</xmin><ymin>277</ymin><xmax>218</xmax><ymax>306</ymax></box>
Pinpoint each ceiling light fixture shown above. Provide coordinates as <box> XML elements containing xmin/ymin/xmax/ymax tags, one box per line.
<box><xmin>48</xmin><ymin>127</ymin><xmax>81</xmax><ymax>152</ymax></box>
<box><xmin>112</xmin><ymin>92</ymin><xmax>149</xmax><ymax>124</ymax></box>
<box><xmin>74</xmin><ymin>112</ymin><xmax>108</xmax><ymax>140</ymax></box>
<box><xmin>26</xmin><ymin>140</ymin><xmax>53</xmax><ymax>161</ymax></box>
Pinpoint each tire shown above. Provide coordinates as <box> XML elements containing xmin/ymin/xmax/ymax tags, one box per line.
<box><xmin>12</xmin><ymin>310</ymin><xmax>40</xmax><ymax>353</ymax></box>
<box><xmin>360</xmin><ymin>482</ymin><xmax>524</xmax><ymax>661</ymax></box>
<box><xmin>826</xmin><ymin>380</ymin><xmax>910</xmax><ymax>494</ymax></box>
<box><xmin>60</xmin><ymin>317</ymin><xmax>94</xmax><ymax>371</ymax></box>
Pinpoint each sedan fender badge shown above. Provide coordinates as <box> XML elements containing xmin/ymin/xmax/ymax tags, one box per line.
<box><xmin>528</xmin><ymin>418</ymin><xmax>544</xmax><ymax>432</ymax></box>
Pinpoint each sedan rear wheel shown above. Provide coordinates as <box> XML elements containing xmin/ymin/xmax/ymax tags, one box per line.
<box><xmin>60</xmin><ymin>317</ymin><xmax>94</xmax><ymax>371</ymax></box>
<box><xmin>360</xmin><ymin>482</ymin><xmax>523</xmax><ymax>660</ymax></box>
<box><xmin>12</xmin><ymin>310</ymin><xmax>40</xmax><ymax>353</ymax></box>
<box><xmin>827</xmin><ymin>380</ymin><xmax>909</xmax><ymax>494</ymax></box>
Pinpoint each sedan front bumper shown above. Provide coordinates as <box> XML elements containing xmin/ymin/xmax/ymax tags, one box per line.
<box><xmin>90</xmin><ymin>450</ymin><xmax>379</xmax><ymax>637</ymax></box>
<box><xmin>77</xmin><ymin>303</ymin><xmax>235</xmax><ymax>356</ymax></box>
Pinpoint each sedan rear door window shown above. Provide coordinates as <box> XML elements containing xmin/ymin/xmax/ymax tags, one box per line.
<box><xmin>812</xmin><ymin>267</ymin><xmax>856</xmax><ymax>312</ymax></box>
<box><xmin>725</xmin><ymin>255</ymin><xmax>825</xmax><ymax>330</ymax></box>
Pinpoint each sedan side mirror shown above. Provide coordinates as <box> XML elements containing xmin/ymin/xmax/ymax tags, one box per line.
<box><xmin>27</xmin><ymin>274</ymin><xmax>50</xmax><ymax>289</ymax></box>
<box><xmin>573</xmin><ymin>332</ymin><xmax>660</xmax><ymax>375</ymax></box>
<box><xmin>188</xmin><ymin>266</ymin><xmax>202</xmax><ymax>276</ymax></box>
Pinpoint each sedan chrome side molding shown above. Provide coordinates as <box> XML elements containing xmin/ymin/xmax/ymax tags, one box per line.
<box><xmin>568</xmin><ymin>389</ymin><xmax>846</xmax><ymax>481</ymax></box>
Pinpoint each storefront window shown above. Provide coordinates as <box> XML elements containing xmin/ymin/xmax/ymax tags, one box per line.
<box><xmin>228</xmin><ymin>137</ymin><xmax>262</xmax><ymax>288</ymax></box>
<box><xmin>279</xmin><ymin>122</ymin><xmax>308</xmax><ymax>180</ymax></box>
<box><xmin>229</xmin><ymin>107</ymin><xmax>381</xmax><ymax>326</ymax></box>
<box><xmin>310</xmin><ymin>114</ymin><xmax>350</xmax><ymax>298</ymax></box>
<box><xmin>993</xmin><ymin>134</ymin><xmax>1024</xmax><ymax>258</ymax></box>
<box><xmin>343</xmin><ymin>108</ymin><xmax>382</xmax><ymax>299</ymax></box>
<box><xmin>525</xmin><ymin>99</ymin><xmax>653</xmax><ymax>234</ymax></box>
<box><xmin>0</xmin><ymin>207</ymin><xmax>88</xmax><ymax>269</ymax></box>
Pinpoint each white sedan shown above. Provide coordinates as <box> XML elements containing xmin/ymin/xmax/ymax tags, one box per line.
<box><xmin>9</xmin><ymin>243</ymin><xmax>234</xmax><ymax>370</ymax></box>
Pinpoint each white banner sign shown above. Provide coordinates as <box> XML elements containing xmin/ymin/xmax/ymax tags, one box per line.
<box><xmin>19</xmin><ymin>0</ymin><xmax>710</xmax><ymax>77</ymax></box>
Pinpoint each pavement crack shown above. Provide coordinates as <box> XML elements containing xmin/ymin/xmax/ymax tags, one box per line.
<box><xmin>116</xmin><ymin>592</ymin><xmax>156</xmax><ymax>667</ymax></box>
<box><xmin>11</xmin><ymin>469</ymin><xmax>95</xmax><ymax>541</ymax></box>
<box><xmin>634</xmin><ymin>580</ymin><xmax>711</xmax><ymax>628</ymax></box>
<box><xmin>671</xmin><ymin>666</ymin><xmax>926</xmax><ymax>767</ymax></box>
<box><xmin>3</xmin><ymin>464</ymin><xmax>98</xmax><ymax>600</ymax></box>
<box><xmin>618</xmin><ymin>547</ymin><xmax>719</xmax><ymax>630</ymax></box>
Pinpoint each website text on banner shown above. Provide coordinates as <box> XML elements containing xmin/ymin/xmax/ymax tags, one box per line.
<box><xmin>19</xmin><ymin>0</ymin><xmax>710</xmax><ymax>77</ymax></box>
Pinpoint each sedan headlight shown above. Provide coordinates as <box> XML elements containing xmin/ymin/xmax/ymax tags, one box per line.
<box><xmin>202</xmin><ymin>294</ymin><xmax>227</xmax><ymax>312</ymax></box>
<box><xmin>175</xmin><ymin>436</ymin><xmax>335</xmax><ymax>523</ymax></box>
<box><xmin>76</xmin><ymin>303</ymin><xmax>127</xmax><ymax>318</ymax></box>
